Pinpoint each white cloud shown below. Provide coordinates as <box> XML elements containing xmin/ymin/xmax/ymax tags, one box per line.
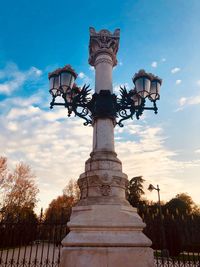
<box><xmin>195</xmin><ymin>149</ymin><xmax>200</xmax><ymax>154</ymax></box>
<box><xmin>151</xmin><ymin>61</ymin><xmax>157</xmax><ymax>68</ymax></box>
<box><xmin>1</xmin><ymin>100</ymin><xmax>200</xmax><ymax>208</ymax></box>
<box><xmin>113</xmin><ymin>83</ymin><xmax>130</xmax><ymax>93</ymax></box>
<box><xmin>0</xmin><ymin>100</ymin><xmax>93</xmax><ymax>209</ymax></box>
<box><xmin>7</xmin><ymin>122</ymin><xmax>18</xmax><ymax>132</ymax></box>
<box><xmin>78</xmin><ymin>71</ymin><xmax>91</xmax><ymax>86</ymax></box>
<box><xmin>0</xmin><ymin>62</ymin><xmax>42</xmax><ymax>95</ymax></box>
<box><xmin>179</xmin><ymin>97</ymin><xmax>187</xmax><ymax>106</ymax></box>
<box><xmin>171</xmin><ymin>67</ymin><xmax>181</xmax><ymax>74</ymax></box>
<box><xmin>115</xmin><ymin>125</ymin><xmax>200</xmax><ymax>203</ymax></box>
<box><xmin>1</xmin><ymin>77</ymin><xmax>200</xmax><ymax>209</ymax></box>
<box><xmin>197</xmin><ymin>80</ymin><xmax>200</xmax><ymax>86</ymax></box>
<box><xmin>79</xmin><ymin>72</ymin><xmax>86</xmax><ymax>79</ymax></box>
<box><xmin>176</xmin><ymin>79</ymin><xmax>182</xmax><ymax>85</ymax></box>
<box><xmin>179</xmin><ymin>95</ymin><xmax>200</xmax><ymax>107</ymax></box>
<box><xmin>7</xmin><ymin>106</ymin><xmax>41</xmax><ymax>119</ymax></box>
<box><xmin>28</xmin><ymin>66</ymin><xmax>42</xmax><ymax>77</ymax></box>
<box><xmin>89</xmin><ymin>66</ymin><xmax>95</xmax><ymax>71</ymax></box>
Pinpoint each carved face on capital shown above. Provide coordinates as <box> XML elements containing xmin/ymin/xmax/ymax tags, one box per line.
<box><xmin>100</xmin><ymin>30</ymin><xmax>109</xmax><ymax>43</ymax></box>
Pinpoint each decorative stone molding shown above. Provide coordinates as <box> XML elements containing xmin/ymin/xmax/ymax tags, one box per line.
<box><xmin>89</xmin><ymin>27</ymin><xmax>120</xmax><ymax>67</ymax></box>
<box><xmin>112</xmin><ymin>176</ymin><xmax>129</xmax><ymax>189</ymax></box>
<box><xmin>78</xmin><ymin>174</ymin><xmax>129</xmax><ymax>199</ymax></box>
<box><xmin>94</xmin><ymin>57</ymin><xmax>113</xmax><ymax>67</ymax></box>
<box><xmin>78</xmin><ymin>177</ymin><xmax>88</xmax><ymax>199</ymax></box>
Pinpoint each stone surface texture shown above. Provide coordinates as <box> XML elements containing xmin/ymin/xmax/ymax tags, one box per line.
<box><xmin>60</xmin><ymin>28</ymin><xmax>154</xmax><ymax>267</ymax></box>
<box><xmin>61</xmin><ymin>247</ymin><xmax>154</xmax><ymax>267</ymax></box>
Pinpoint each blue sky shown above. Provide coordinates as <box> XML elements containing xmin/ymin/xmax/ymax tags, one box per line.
<box><xmin>0</xmin><ymin>0</ymin><xmax>200</xmax><ymax>210</ymax></box>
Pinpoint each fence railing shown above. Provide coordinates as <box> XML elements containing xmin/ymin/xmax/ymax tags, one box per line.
<box><xmin>0</xmin><ymin>216</ymin><xmax>67</xmax><ymax>267</ymax></box>
<box><xmin>154</xmin><ymin>250</ymin><xmax>200</xmax><ymax>267</ymax></box>
<box><xmin>0</xmin><ymin>209</ymin><xmax>200</xmax><ymax>267</ymax></box>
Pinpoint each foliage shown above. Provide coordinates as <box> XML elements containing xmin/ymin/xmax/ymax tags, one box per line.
<box><xmin>0</xmin><ymin>157</ymin><xmax>49</xmax><ymax>248</ymax></box>
<box><xmin>164</xmin><ymin>193</ymin><xmax>200</xmax><ymax>216</ymax></box>
<box><xmin>0</xmin><ymin>157</ymin><xmax>39</xmax><ymax>248</ymax></box>
<box><xmin>0</xmin><ymin>157</ymin><xmax>11</xmax><ymax>208</ymax></box>
<box><xmin>45</xmin><ymin>179</ymin><xmax>79</xmax><ymax>224</ymax></box>
<box><xmin>1</xmin><ymin>161</ymin><xmax>39</xmax><ymax>214</ymax></box>
<box><xmin>63</xmin><ymin>178</ymin><xmax>80</xmax><ymax>202</ymax></box>
<box><xmin>45</xmin><ymin>194</ymin><xmax>75</xmax><ymax>224</ymax></box>
<box><xmin>176</xmin><ymin>193</ymin><xmax>200</xmax><ymax>214</ymax></box>
<box><xmin>0</xmin><ymin>207</ymin><xmax>38</xmax><ymax>248</ymax></box>
<box><xmin>127</xmin><ymin>176</ymin><xmax>145</xmax><ymax>207</ymax></box>
<box><xmin>138</xmin><ymin>195</ymin><xmax>200</xmax><ymax>257</ymax></box>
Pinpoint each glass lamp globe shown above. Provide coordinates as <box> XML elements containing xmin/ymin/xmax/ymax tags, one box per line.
<box><xmin>59</xmin><ymin>65</ymin><xmax>77</xmax><ymax>94</ymax></box>
<box><xmin>49</xmin><ymin>73</ymin><xmax>59</xmax><ymax>97</ymax></box>
<box><xmin>133</xmin><ymin>70</ymin><xmax>152</xmax><ymax>98</ymax></box>
<box><xmin>149</xmin><ymin>78</ymin><xmax>162</xmax><ymax>101</ymax></box>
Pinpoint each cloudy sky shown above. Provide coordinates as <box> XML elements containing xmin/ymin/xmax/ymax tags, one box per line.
<box><xmin>0</xmin><ymin>0</ymin><xmax>200</xmax><ymax>211</ymax></box>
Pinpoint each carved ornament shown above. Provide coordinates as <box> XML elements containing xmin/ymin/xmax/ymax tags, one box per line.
<box><xmin>78</xmin><ymin>174</ymin><xmax>128</xmax><ymax>199</ymax></box>
<box><xmin>88</xmin><ymin>27</ymin><xmax>120</xmax><ymax>67</ymax></box>
<box><xmin>100</xmin><ymin>184</ymin><xmax>111</xmax><ymax>196</ymax></box>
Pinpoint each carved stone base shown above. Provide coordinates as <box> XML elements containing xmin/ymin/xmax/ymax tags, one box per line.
<box><xmin>60</xmin><ymin>204</ymin><xmax>153</xmax><ymax>267</ymax></box>
<box><xmin>60</xmin><ymin>151</ymin><xmax>153</xmax><ymax>267</ymax></box>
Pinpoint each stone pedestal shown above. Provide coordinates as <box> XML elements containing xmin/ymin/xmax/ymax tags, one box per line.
<box><xmin>60</xmin><ymin>28</ymin><xmax>154</xmax><ymax>267</ymax></box>
<box><xmin>60</xmin><ymin>149</ymin><xmax>154</xmax><ymax>267</ymax></box>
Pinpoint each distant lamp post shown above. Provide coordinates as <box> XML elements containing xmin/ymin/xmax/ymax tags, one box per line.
<box><xmin>148</xmin><ymin>184</ymin><xmax>168</xmax><ymax>256</ymax></box>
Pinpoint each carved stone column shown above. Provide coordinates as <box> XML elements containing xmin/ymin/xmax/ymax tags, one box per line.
<box><xmin>89</xmin><ymin>27</ymin><xmax>119</xmax><ymax>155</ymax></box>
<box><xmin>60</xmin><ymin>28</ymin><xmax>154</xmax><ymax>267</ymax></box>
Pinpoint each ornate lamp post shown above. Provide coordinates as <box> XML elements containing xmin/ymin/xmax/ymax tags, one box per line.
<box><xmin>49</xmin><ymin>28</ymin><xmax>162</xmax><ymax>267</ymax></box>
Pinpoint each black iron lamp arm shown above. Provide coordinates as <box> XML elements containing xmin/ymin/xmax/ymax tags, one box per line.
<box><xmin>49</xmin><ymin>84</ymin><xmax>159</xmax><ymax>126</ymax></box>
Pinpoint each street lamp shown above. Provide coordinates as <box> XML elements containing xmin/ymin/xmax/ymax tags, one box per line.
<box><xmin>49</xmin><ymin>27</ymin><xmax>163</xmax><ymax>267</ymax></box>
<box><xmin>148</xmin><ymin>184</ymin><xmax>168</xmax><ymax>256</ymax></box>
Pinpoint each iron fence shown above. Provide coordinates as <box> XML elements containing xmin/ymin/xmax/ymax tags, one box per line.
<box><xmin>154</xmin><ymin>251</ymin><xmax>200</xmax><ymax>267</ymax></box>
<box><xmin>0</xmin><ymin>209</ymin><xmax>200</xmax><ymax>267</ymax></box>
<box><xmin>0</xmin><ymin>210</ymin><xmax>67</xmax><ymax>267</ymax></box>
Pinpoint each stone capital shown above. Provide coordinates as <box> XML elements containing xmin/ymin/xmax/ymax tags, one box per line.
<box><xmin>88</xmin><ymin>27</ymin><xmax>120</xmax><ymax>67</ymax></box>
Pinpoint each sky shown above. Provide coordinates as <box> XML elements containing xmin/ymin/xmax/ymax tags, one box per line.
<box><xmin>0</xmin><ymin>0</ymin><xmax>200</xmax><ymax>211</ymax></box>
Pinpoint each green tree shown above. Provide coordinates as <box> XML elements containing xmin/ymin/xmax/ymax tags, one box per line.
<box><xmin>128</xmin><ymin>176</ymin><xmax>145</xmax><ymax>207</ymax></box>
<box><xmin>165</xmin><ymin>193</ymin><xmax>199</xmax><ymax>215</ymax></box>
<box><xmin>176</xmin><ymin>193</ymin><xmax>200</xmax><ymax>214</ymax></box>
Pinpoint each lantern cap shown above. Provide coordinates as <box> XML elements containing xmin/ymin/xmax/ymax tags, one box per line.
<box><xmin>151</xmin><ymin>75</ymin><xmax>162</xmax><ymax>85</ymax></box>
<box><xmin>132</xmin><ymin>69</ymin><xmax>152</xmax><ymax>84</ymax></box>
<box><xmin>48</xmin><ymin>65</ymin><xmax>78</xmax><ymax>79</ymax></box>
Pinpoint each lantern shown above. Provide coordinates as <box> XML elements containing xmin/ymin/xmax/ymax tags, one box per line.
<box><xmin>49</xmin><ymin>72</ymin><xmax>60</xmax><ymax>97</ymax></box>
<box><xmin>59</xmin><ymin>65</ymin><xmax>77</xmax><ymax>94</ymax></box>
<box><xmin>149</xmin><ymin>77</ymin><xmax>162</xmax><ymax>101</ymax></box>
<box><xmin>132</xmin><ymin>70</ymin><xmax>152</xmax><ymax>98</ymax></box>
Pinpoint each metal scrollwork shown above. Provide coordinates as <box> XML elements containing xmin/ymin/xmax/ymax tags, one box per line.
<box><xmin>50</xmin><ymin>84</ymin><xmax>158</xmax><ymax>127</ymax></box>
